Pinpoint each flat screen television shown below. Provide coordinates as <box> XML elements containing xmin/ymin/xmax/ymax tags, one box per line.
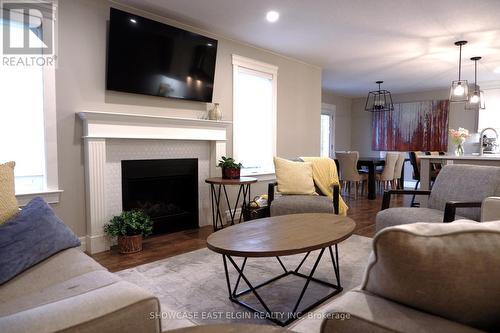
<box><xmin>106</xmin><ymin>8</ymin><xmax>218</xmax><ymax>102</ymax></box>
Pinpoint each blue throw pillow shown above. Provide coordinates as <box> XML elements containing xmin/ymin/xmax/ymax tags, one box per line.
<box><xmin>0</xmin><ymin>197</ymin><xmax>80</xmax><ymax>284</ymax></box>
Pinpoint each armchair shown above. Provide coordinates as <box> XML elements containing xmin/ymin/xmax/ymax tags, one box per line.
<box><xmin>267</xmin><ymin>182</ymin><xmax>340</xmax><ymax>216</ymax></box>
<box><xmin>320</xmin><ymin>219</ymin><xmax>500</xmax><ymax>333</ymax></box>
<box><xmin>376</xmin><ymin>164</ymin><xmax>500</xmax><ymax>231</ymax></box>
<box><xmin>481</xmin><ymin>197</ymin><xmax>500</xmax><ymax>221</ymax></box>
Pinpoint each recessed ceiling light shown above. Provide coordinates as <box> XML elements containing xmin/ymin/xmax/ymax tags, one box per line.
<box><xmin>494</xmin><ymin>66</ymin><xmax>500</xmax><ymax>74</ymax></box>
<box><xmin>130</xmin><ymin>18</ymin><xmax>137</xmax><ymax>24</ymax></box>
<box><xmin>266</xmin><ymin>11</ymin><xmax>280</xmax><ymax>23</ymax></box>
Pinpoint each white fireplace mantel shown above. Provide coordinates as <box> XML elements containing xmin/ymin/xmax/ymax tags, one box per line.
<box><xmin>78</xmin><ymin>111</ymin><xmax>232</xmax><ymax>140</ymax></box>
<box><xmin>78</xmin><ymin>111</ymin><xmax>231</xmax><ymax>254</ymax></box>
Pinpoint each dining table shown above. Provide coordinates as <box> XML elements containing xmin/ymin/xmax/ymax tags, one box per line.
<box><xmin>334</xmin><ymin>157</ymin><xmax>407</xmax><ymax>200</ymax></box>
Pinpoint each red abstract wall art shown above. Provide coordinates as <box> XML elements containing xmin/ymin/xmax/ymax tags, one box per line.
<box><xmin>372</xmin><ymin>100</ymin><xmax>449</xmax><ymax>151</ymax></box>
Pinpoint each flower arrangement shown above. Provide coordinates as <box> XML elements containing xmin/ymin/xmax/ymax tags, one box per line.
<box><xmin>449</xmin><ymin>127</ymin><xmax>470</xmax><ymax>156</ymax></box>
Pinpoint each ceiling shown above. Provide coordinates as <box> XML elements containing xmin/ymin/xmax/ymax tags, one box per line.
<box><xmin>116</xmin><ymin>0</ymin><xmax>500</xmax><ymax>97</ymax></box>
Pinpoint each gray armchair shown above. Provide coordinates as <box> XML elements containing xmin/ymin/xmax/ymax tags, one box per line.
<box><xmin>267</xmin><ymin>182</ymin><xmax>340</xmax><ymax>216</ymax></box>
<box><xmin>376</xmin><ymin>164</ymin><xmax>500</xmax><ymax>231</ymax></box>
<box><xmin>321</xmin><ymin>216</ymin><xmax>500</xmax><ymax>333</ymax></box>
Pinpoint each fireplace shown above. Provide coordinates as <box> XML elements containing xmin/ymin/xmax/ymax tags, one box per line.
<box><xmin>121</xmin><ymin>158</ymin><xmax>199</xmax><ymax>234</ymax></box>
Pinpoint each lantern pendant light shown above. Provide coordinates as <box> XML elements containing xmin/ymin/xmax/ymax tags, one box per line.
<box><xmin>449</xmin><ymin>41</ymin><xmax>469</xmax><ymax>102</ymax></box>
<box><xmin>465</xmin><ymin>56</ymin><xmax>484</xmax><ymax>111</ymax></box>
<box><xmin>364</xmin><ymin>81</ymin><xmax>394</xmax><ymax>112</ymax></box>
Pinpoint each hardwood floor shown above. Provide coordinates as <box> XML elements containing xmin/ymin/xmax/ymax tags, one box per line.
<box><xmin>344</xmin><ymin>193</ymin><xmax>405</xmax><ymax>237</ymax></box>
<box><xmin>92</xmin><ymin>226</ymin><xmax>213</xmax><ymax>272</ymax></box>
<box><xmin>92</xmin><ymin>192</ymin><xmax>407</xmax><ymax>272</ymax></box>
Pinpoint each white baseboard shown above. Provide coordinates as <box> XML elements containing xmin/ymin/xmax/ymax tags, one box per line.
<box><xmin>78</xmin><ymin>236</ymin><xmax>86</xmax><ymax>252</ymax></box>
<box><xmin>85</xmin><ymin>234</ymin><xmax>111</xmax><ymax>254</ymax></box>
<box><xmin>225</xmin><ymin>208</ymin><xmax>243</xmax><ymax>222</ymax></box>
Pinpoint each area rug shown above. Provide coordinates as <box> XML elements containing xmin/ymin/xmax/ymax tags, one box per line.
<box><xmin>116</xmin><ymin>234</ymin><xmax>372</xmax><ymax>332</ymax></box>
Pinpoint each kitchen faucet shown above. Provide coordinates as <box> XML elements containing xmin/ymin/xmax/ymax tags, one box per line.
<box><xmin>479</xmin><ymin>127</ymin><xmax>499</xmax><ymax>155</ymax></box>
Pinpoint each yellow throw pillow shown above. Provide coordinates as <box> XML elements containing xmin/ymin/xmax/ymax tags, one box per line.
<box><xmin>274</xmin><ymin>157</ymin><xmax>315</xmax><ymax>195</ymax></box>
<box><xmin>0</xmin><ymin>161</ymin><xmax>19</xmax><ymax>224</ymax></box>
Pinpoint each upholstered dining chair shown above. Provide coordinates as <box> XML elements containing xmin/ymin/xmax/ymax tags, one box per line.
<box><xmin>392</xmin><ymin>152</ymin><xmax>406</xmax><ymax>189</ymax></box>
<box><xmin>336</xmin><ymin>151</ymin><xmax>367</xmax><ymax>199</ymax></box>
<box><xmin>426</xmin><ymin>151</ymin><xmax>446</xmax><ymax>174</ymax></box>
<box><xmin>375</xmin><ymin>152</ymin><xmax>399</xmax><ymax>191</ymax></box>
<box><xmin>376</xmin><ymin>164</ymin><xmax>500</xmax><ymax>231</ymax></box>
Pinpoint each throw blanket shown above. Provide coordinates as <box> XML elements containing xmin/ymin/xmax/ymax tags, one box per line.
<box><xmin>300</xmin><ymin>157</ymin><xmax>348</xmax><ymax>216</ymax></box>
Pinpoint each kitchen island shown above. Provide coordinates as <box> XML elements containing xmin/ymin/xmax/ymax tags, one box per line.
<box><xmin>420</xmin><ymin>154</ymin><xmax>500</xmax><ymax>206</ymax></box>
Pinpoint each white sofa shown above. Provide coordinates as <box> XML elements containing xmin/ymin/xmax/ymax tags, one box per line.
<box><xmin>0</xmin><ymin>248</ymin><xmax>161</xmax><ymax>333</ymax></box>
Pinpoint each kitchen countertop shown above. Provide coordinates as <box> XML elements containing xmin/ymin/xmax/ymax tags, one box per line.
<box><xmin>420</xmin><ymin>154</ymin><xmax>500</xmax><ymax>160</ymax></box>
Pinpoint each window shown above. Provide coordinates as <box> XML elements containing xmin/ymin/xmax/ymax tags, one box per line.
<box><xmin>478</xmin><ymin>88</ymin><xmax>500</xmax><ymax>131</ymax></box>
<box><xmin>0</xmin><ymin>55</ymin><xmax>45</xmax><ymax>193</ymax></box>
<box><xmin>232</xmin><ymin>55</ymin><xmax>277</xmax><ymax>175</ymax></box>
<box><xmin>320</xmin><ymin>114</ymin><xmax>332</xmax><ymax>157</ymax></box>
<box><xmin>0</xmin><ymin>9</ymin><xmax>59</xmax><ymax>202</ymax></box>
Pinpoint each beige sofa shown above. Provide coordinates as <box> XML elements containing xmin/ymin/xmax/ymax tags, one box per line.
<box><xmin>320</xmin><ymin>197</ymin><xmax>500</xmax><ymax>333</ymax></box>
<box><xmin>0</xmin><ymin>247</ymin><xmax>161</xmax><ymax>333</ymax></box>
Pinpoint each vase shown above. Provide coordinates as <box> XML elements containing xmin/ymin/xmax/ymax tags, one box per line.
<box><xmin>208</xmin><ymin>103</ymin><xmax>222</xmax><ymax>121</ymax></box>
<box><xmin>454</xmin><ymin>144</ymin><xmax>464</xmax><ymax>156</ymax></box>
<box><xmin>117</xmin><ymin>235</ymin><xmax>143</xmax><ymax>254</ymax></box>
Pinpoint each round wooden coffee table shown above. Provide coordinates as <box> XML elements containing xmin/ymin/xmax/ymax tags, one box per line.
<box><xmin>207</xmin><ymin>213</ymin><xmax>356</xmax><ymax>326</ymax></box>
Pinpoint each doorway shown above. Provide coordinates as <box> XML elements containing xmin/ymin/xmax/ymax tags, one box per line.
<box><xmin>320</xmin><ymin>103</ymin><xmax>336</xmax><ymax>158</ymax></box>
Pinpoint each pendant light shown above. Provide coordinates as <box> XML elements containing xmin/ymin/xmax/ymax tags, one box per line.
<box><xmin>465</xmin><ymin>56</ymin><xmax>484</xmax><ymax>110</ymax></box>
<box><xmin>365</xmin><ymin>81</ymin><xmax>394</xmax><ymax>112</ymax></box>
<box><xmin>449</xmin><ymin>41</ymin><xmax>469</xmax><ymax>102</ymax></box>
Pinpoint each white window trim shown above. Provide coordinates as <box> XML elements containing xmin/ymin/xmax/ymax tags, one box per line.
<box><xmin>232</xmin><ymin>54</ymin><xmax>278</xmax><ymax>176</ymax></box>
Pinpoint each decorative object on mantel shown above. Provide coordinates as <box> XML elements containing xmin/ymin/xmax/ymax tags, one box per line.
<box><xmin>217</xmin><ymin>156</ymin><xmax>243</xmax><ymax>179</ymax></box>
<box><xmin>104</xmin><ymin>210</ymin><xmax>153</xmax><ymax>254</ymax></box>
<box><xmin>364</xmin><ymin>81</ymin><xmax>394</xmax><ymax>112</ymax></box>
<box><xmin>208</xmin><ymin>103</ymin><xmax>222</xmax><ymax>121</ymax></box>
<box><xmin>465</xmin><ymin>56</ymin><xmax>485</xmax><ymax>111</ymax></box>
<box><xmin>449</xmin><ymin>127</ymin><xmax>470</xmax><ymax>156</ymax></box>
<box><xmin>449</xmin><ymin>41</ymin><xmax>469</xmax><ymax>102</ymax></box>
<box><xmin>372</xmin><ymin>100</ymin><xmax>449</xmax><ymax>151</ymax></box>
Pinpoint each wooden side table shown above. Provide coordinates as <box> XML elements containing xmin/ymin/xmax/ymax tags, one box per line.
<box><xmin>205</xmin><ymin>177</ymin><xmax>257</xmax><ymax>231</ymax></box>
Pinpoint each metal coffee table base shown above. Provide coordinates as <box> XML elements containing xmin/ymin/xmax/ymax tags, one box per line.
<box><xmin>221</xmin><ymin>245</ymin><xmax>342</xmax><ymax>326</ymax></box>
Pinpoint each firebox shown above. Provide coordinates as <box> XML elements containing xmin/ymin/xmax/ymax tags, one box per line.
<box><xmin>121</xmin><ymin>158</ymin><xmax>198</xmax><ymax>234</ymax></box>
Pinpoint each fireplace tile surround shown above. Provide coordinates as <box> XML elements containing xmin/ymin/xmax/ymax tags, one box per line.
<box><xmin>78</xmin><ymin>111</ymin><xmax>231</xmax><ymax>254</ymax></box>
<box><xmin>109</xmin><ymin>142</ymin><xmax>206</xmax><ymax>233</ymax></box>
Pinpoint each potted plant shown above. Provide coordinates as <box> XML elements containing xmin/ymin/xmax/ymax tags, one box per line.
<box><xmin>218</xmin><ymin>156</ymin><xmax>243</xmax><ymax>179</ymax></box>
<box><xmin>104</xmin><ymin>210</ymin><xmax>153</xmax><ymax>254</ymax></box>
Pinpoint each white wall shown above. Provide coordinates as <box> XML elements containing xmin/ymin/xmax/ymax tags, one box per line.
<box><xmin>321</xmin><ymin>92</ymin><xmax>352</xmax><ymax>152</ymax></box>
<box><xmin>53</xmin><ymin>0</ymin><xmax>322</xmax><ymax>236</ymax></box>
<box><xmin>350</xmin><ymin>89</ymin><xmax>480</xmax><ymax>157</ymax></box>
